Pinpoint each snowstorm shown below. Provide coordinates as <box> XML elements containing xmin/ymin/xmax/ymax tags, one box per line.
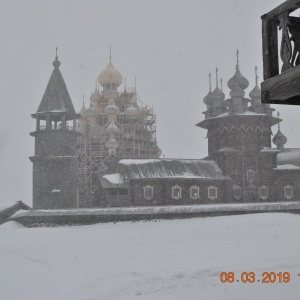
<box><xmin>1</xmin><ymin>0</ymin><xmax>300</xmax><ymax>299</ymax></box>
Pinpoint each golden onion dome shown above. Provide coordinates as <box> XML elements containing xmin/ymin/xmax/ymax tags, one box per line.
<box><xmin>98</xmin><ymin>59</ymin><xmax>123</xmax><ymax>87</ymax></box>
<box><xmin>124</xmin><ymin>103</ymin><xmax>139</xmax><ymax>119</ymax></box>
<box><xmin>90</xmin><ymin>89</ymin><xmax>101</xmax><ymax>102</ymax></box>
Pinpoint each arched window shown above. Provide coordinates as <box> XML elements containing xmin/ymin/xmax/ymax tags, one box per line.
<box><xmin>233</xmin><ymin>185</ymin><xmax>242</xmax><ymax>200</ymax></box>
<box><xmin>143</xmin><ymin>185</ymin><xmax>153</xmax><ymax>199</ymax></box>
<box><xmin>284</xmin><ymin>185</ymin><xmax>293</xmax><ymax>200</ymax></box>
<box><xmin>208</xmin><ymin>186</ymin><xmax>217</xmax><ymax>200</ymax></box>
<box><xmin>247</xmin><ymin>169</ymin><xmax>256</xmax><ymax>183</ymax></box>
<box><xmin>172</xmin><ymin>185</ymin><xmax>182</xmax><ymax>200</ymax></box>
<box><xmin>190</xmin><ymin>186</ymin><xmax>199</xmax><ymax>199</ymax></box>
<box><xmin>259</xmin><ymin>185</ymin><xmax>268</xmax><ymax>200</ymax></box>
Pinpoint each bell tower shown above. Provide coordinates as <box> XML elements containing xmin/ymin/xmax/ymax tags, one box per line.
<box><xmin>30</xmin><ymin>52</ymin><xmax>80</xmax><ymax>209</ymax></box>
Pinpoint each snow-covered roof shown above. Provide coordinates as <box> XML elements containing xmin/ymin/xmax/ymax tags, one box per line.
<box><xmin>119</xmin><ymin>159</ymin><xmax>227</xmax><ymax>180</ymax></box>
<box><xmin>119</xmin><ymin>159</ymin><xmax>161</xmax><ymax>165</ymax></box>
<box><xmin>261</xmin><ymin>147</ymin><xmax>280</xmax><ymax>153</ymax></box>
<box><xmin>103</xmin><ymin>173</ymin><xmax>124</xmax><ymax>185</ymax></box>
<box><xmin>277</xmin><ymin>148</ymin><xmax>300</xmax><ymax>166</ymax></box>
<box><xmin>217</xmin><ymin>147</ymin><xmax>240</xmax><ymax>152</ymax></box>
<box><xmin>274</xmin><ymin>164</ymin><xmax>300</xmax><ymax>170</ymax></box>
<box><xmin>210</xmin><ymin>110</ymin><xmax>266</xmax><ymax>119</ymax></box>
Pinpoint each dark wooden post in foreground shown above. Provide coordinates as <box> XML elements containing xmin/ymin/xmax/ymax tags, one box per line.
<box><xmin>262</xmin><ymin>0</ymin><xmax>300</xmax><ymax>105</ymax></box>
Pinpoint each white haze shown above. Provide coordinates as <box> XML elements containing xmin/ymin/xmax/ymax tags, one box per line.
<box><xmin>1</xmin><ymin>0</ymin><xmax>297</xmax><ymax>207</ymax></box>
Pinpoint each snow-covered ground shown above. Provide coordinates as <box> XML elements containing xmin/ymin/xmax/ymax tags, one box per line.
<box><xmin>1</xmin><ymin>213</ymin><xmax>300</xmax><ymax>300</ymax></box>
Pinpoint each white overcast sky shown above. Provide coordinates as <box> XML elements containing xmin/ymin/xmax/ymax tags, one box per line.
<box><xmin>1</xmin><ymin>0</ymin><xmax>298</xmax><ymax>206</ymax></box>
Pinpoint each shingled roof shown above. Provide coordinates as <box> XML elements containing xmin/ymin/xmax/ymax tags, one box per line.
<box><xmin>37</xmin><ymin>56</ymin><xmax>75</xmax><ymax>114</ymax></box>
<box><xmin>117</xmin><ymin>159</ymin><xmax>227</xmax><ymax>180</ymax></box>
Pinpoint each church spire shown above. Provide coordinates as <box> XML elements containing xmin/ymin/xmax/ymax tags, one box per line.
<box><xmin>53</xmin><ymin>47</ymin><xmax>61</xmax><ymax>70</ymax></box>
<box><xmin>37</xmin><ymin>52</ymin><xmax>75</xmax><ymax>114</ymax></box>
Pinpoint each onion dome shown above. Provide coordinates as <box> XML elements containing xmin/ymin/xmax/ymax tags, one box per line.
<box><xmin>90</xmin><ymin>89</ymin><xmax>101</xmax><ymax>102</ymax></box>
<box><xmin>273</xmin><ymin>112</ymin><xmax>287</xmax><ymax>150</ymax></box>
<box><xmin>105</xmin><ymin>135</ymin><xmax>119</xmax><ymax>150</ymax></box>
<box><xmin>53</xmin><ymin>53</ymin><xmax>61</xmax><ymax>70</ymax></box>
<box><xmin>203</xmin><ymin>91</ymin><xmax>213</xmax><ymax>105</ymax></box>
<box><xmin>104</xmin><ymin>99</ymin><xmax>120</xmax><ymax>115</ymax></box>
<box><xmin>98</xmin><ymin>58</ymin><xmax>123</xmax><ymax>87</ymax></box>
<box><xmin>203</xmin><ymin>73</ymin><xmax>214</xmax><ymax>105</ymax></box>
<box><xmin>84</xmin><ymin>104</ymin><xmax>98</xmax><ymax>117</ymax></box>
<box><xmin>124</xmin><ymin>103</ymin><xmax>139</xmax><ymax>119</ymax></box>
<box><xmin>211</xmin><ymin>86</ymin><xmax>225</xmax><ymax>101</ymax></box>
<box><xmin>273</xmin><ymin>130</ymin><xmax>287</xmax><ymax>148</ymax></box>
<box><xmin>106</xmin><ymin>119</ymin><xmax>120</xmax><ymax>134</ymax></box>
<box><xmin>249</xmin><ymin>67</ymin><xmax>261</xmax><ymax>100</ymax></box>
<box><xmin>227</xmin><ymin>65</ymin><xmax>249</xmax><ymax>90</ymax></box>
<box><xmin>249</xmin><ymin>84</ymin><xmax>261</xmax><ymax>100</ymax></box>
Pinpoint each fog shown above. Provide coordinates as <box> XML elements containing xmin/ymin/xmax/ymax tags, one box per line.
<box><xmin>1</xmin><ymin>0</ymin><xmax>297</xmax><ymax>206</ymax></box>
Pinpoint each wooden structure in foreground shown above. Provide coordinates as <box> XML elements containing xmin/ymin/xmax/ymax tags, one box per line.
<box><xmin>262</xmin><ymin>0</ymin><xmax>300</xmax><ymax>105</ymax></box>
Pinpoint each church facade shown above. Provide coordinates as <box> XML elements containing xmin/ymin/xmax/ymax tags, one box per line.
<box><xmin>30</xmin><ymin>51</ymin><xmax>300</xmax><ymax>209</ymax></box>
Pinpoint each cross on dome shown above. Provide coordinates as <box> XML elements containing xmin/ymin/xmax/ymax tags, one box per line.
<box><xmin>215</xmin><ymin>68</ymin><xmax>219</xmax><ymax>88</ymax></box>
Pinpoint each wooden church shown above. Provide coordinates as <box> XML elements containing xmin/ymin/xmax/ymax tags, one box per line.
<box><xmin>29</xmin><ymin>50</ymin><xmax>300</xmax><ymax>209</ymax></box>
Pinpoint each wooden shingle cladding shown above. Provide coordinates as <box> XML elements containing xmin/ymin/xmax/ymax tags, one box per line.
<box><xmin>273</xmin><ymin>167</ymin><xmax>300</xmax><ymax>200</ymax></box>
<box><xmin>129</xmin><ymin>178</ymin><xmax>230</xmax><ymax>206</ymax></box>
<box><xmin>0</xmin><ymin>201</ymin><xmax>31</xmax><ymax>225</ymax></box>
<box><xmin>96</xmin><ymin>159</ymin><xmax>233</xmax><ymax>206</ymax></box>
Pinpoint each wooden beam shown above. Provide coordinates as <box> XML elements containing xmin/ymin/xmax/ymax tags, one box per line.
<box><xmin>261</xmin><ymin>63</ymin><xmax>300</xmax><ymax>105</ymax></box>
<box><xmin>262</xmin><ymin>18</ymin><xmax>279</xmax><ymax>80</ymax></box>
<box><xmin>262</xmin><ymin>0</ymin><xmax>300</xmax><ymax>20</ymax></box>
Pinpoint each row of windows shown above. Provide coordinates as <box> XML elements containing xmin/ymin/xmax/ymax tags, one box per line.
<box><xmin>233</xmin><ymin>185</ymin><xmax>294</xmax><ymax>200</ymax></box>
<box><xmin>143</xmin><ymin>185</ymin><xmax>218</xmax><ymax>200</ymax></box>
<box><xmin>144</xmin><ymin>184</ymin><xmax>294</xmax><ymax>201</ymax></box>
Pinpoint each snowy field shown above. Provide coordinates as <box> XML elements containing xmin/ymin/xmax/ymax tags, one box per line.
<box><xmin>1</xmin><ymin>213</ymin><xmax>300</xmax><ymax>300</ymax></box>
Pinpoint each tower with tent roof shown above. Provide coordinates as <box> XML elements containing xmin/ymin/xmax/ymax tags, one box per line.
<box><xmin>30</xmin><ymin>52</ymin><xmax>81</xmax><ymax>209</ymax></box>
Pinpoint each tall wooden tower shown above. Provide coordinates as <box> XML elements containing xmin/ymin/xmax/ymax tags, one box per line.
<box><xmin>30</xmin><ymin>53</ymin><xmax>80</xmax><ymax>209</ymax></box>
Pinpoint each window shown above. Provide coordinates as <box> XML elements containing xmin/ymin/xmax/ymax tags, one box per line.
<box><xmin>284</xmin><ymin>185</ymin><xmax>293</xmax><ymax>200</ymax></box>
<box><xmin>190</xmin><ymin>186</ymin><xmax>200</xmax><ymax>199</ymax></box>
<box><xmin>143</xmin><ymin>185</ymin><xmax>153</xmax><ymax>199</ymax></box>
<box><xmin>233</xmin><ymin>185</ymin><xmax>242</xmax><ymax>200</ymax></box>
<box><xmin>208</xmin><ymin>186</ymin><xmax>217</xmax><ymax>200</ymax></box>
<box><xmin>247</xmin><ymin>169</ymin><xmax>256</xmax><ymax>183</ymax></box>
<box><xmin>172</xmin><ymin>185</ymin><xmax>182</xmax><ymax>200</ymax></box>
<box><xmin>259</xmin><ymin>186</ymin><xmax>268</xmax><ymax>200</ymax></box>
